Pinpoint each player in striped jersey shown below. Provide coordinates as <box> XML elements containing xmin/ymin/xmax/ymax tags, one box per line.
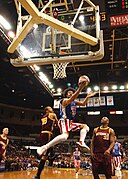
<box><xmin>37</xmin><ymin>82</ymin><xmax>96</xmax><ymax>156</ymax></box>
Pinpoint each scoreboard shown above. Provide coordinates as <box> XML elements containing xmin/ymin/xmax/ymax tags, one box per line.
<box><xmin>105</xmin><ymin>0</ymin><xmax>128</xmax><ymax>27</ymax></box>
<box><xmin>105</xmin><ymin>0</ymin><xmax>128</xmax><ymax>15</ymax></box>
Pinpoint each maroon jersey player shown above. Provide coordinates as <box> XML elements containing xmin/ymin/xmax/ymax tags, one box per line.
<box><xmin>0</xmin><ymin>128</ymin><xmax>9</xmax><ymax>163</ymax></box>
<box><xmin>90</xmin><ymin>117</ymin><xmax>115</xmax><ymax>179</ymax></box>
<box><xmin>33</xmin><ymin>106</ymin><xmax>58</xmax><ymax>179</ymax></box>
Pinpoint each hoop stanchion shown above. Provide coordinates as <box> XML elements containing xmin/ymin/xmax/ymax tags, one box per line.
<box><xmin>52</xmin><ymin>62</ymin><xmax>69</xmax><ymax>79</ymax></box>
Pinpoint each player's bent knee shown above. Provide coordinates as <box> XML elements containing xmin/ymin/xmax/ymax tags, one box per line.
<box><xmin>85</xmin><ymin>125</ymin><xmax>90</xmax><ymax>132</ymax></box>
<box><xmin>60</xmin><ymin>133</ymin><xmax>68</xmax><ymax>141</ymax></box>
<box><xmin>82</xmin><ymin>124</ymin><xmax>89</xmax><ymax>132</ymax></box>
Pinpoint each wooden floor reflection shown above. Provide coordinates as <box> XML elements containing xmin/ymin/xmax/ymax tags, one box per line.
<box><xmin>0</xmin><ymin>168</ymin><xmax>128</xmax><ymax>179</ymax></box>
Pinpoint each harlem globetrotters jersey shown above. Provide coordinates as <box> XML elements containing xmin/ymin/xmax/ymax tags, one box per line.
<box><xmin>93</xmin><ymin>127</ymin><xmax>111</xmax><ymax>153</ymax></box>
<box><xmin>60</xmin><ymin>100</ymin><xmax>77</xmax><ymax>120</ymax></box>
<box><xmin>112</xmin><ymin>142</ymin><xmax>122</xmax><ymax>157</ymax></box>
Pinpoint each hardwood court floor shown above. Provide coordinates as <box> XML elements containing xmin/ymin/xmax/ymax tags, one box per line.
<box><xmin>0</xmin><ymin>168</ymin><xmax>128</xmax><ymax>179</ymax></box>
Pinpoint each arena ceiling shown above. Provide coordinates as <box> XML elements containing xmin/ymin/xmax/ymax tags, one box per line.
<box><xmin>0</xmin><ymin>0</ymin><xmax>128</xmax><ymax>109</ymax></box>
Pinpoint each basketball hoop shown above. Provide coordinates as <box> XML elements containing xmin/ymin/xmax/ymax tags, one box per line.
<box><xmin>52</xmin><ymin>62</ymin><xmax>69</xmax><ymax>79</ymax></box>
<box><xmin>52</xmin><ymin>49</ymin><xmax>69</xmax><ymax>79</ymax></box>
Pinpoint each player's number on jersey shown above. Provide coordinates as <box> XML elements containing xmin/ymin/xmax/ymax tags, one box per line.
<box><xmin>42</xmin><ymin>117</ymin><xmax>47</xmax><ymax>125</ymax></box>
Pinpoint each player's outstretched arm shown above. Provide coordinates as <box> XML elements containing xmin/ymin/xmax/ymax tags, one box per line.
<box><xmin>75</xmin><ymin>91</ymin><xmax>97</xmax><ymax>106</ymax></box>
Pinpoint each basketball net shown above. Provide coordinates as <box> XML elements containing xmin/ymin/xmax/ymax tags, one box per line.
<box><xmin>52</xmin><ymin>50</ymin><xmax>69</xmax><ymax>79</ymax></box>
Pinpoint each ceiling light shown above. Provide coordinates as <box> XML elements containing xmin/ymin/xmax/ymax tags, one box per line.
<box><xmin>33</xmin><ymin>24</ymin><xmax>38</xmax><ymax>29</ymax></box>
<box><xmin>87</xmin><ymin>87</ymin><xmax>92</xmax><ymax>93</ymax></box>
<box><xmin>103</xmin><ymin>86</ymin><xmax>109</xmax><ymax>91</ymax></box>
<box><xmin>94</xmin><ymin>86</ymin><xmax>99</xmax><ymax>91</ymax></box>
<box><xmin>51</xmin><ymin>89</ymin><xmax>56</xmax><ymax>93</ymax></box>
<box><xmin>0</xmin><ymin>15</ymin><xmax>11</xmax><ymax>30</ymax></box>
<box><xmin>49</xmin><ymin>84</ymin><xmax>54</xmax><ymax>89</ymax></box>
<box><xmin>119</xmin><ymin>85</ymin><xmax>125</xmax><ymax>90</ymax></box>
<box><xmin>79</xmin><ymin>15</ymin><xmax>84</xmax><ymax>22</ymax></box>
<box><xmin>57</xmin><ymin>88</ymin><xmax>62</xmax><ymax>93</ymax></box>
<box><xmin>39</xmin><ymin>72</ymin><xmax>49</xmax><ymax>84</ymax></box>
<box><xmin>8</xmin><ymin>31</ymin><xmax>15</xmax><ymax>38</ymax></box>
<box><xmin>67</xmin><ymin>83</ymin><xmax>71</xmax><ymax>87</ymax></box>
<box><xmin>33</xmin><ymin>64</ymin><xmax>40</xmax><ymax>71</ymax></box>
<box><xmin>112</xmin><ymin>85</ymin><xmax>117</xmax><ymax>90</ymax></box>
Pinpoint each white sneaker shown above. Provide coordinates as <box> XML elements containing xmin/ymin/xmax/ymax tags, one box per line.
<box><xmin>76</xmin><ymin>141</ymin><xmax>90</xmax><ymax>152</ymax></box>
<box><xmin>75</xmin><ymin>172</ymin><xmax>78</xmax><ymax>178</ymax></box>
<box><xmin>37</xmin><ymin>145</ymin><xmax>47</xmax><ymax>156</ymax></box>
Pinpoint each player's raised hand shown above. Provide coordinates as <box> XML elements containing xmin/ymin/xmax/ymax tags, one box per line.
<box><xmin>87</xmin><ymin>91</ymin><xmax>97</xmax><ymax>98</ymax></box>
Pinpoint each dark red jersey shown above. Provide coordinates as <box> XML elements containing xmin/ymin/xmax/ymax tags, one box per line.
<box><xmin>0</xmin><ymin>135</ymin><xmax>8</xmax><ymax>154</ymax></box>
<box><xmin>93</xmin><ymin>127</ymin><xmax>111</xmax><ymax>153</ymax></box>
<box><xmin>41</xmin><ymin>113</ymin><xmax>56</xmax><ymax>133</ymax></box>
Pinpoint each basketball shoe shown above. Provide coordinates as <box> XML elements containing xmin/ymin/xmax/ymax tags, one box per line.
<box><xmin>75</xmin><ymin>172</ymin><xmax>78</xmax><ymax>178</ymax></box>
<box><xmin>32</xmin><ymin>176</ymin><xmax>40</xmax><ymax>179</ymax></box>
<box><xmin>76</xmin><ymin>141</ymin><xmax>90</xmax><ymax>152</ymax></box>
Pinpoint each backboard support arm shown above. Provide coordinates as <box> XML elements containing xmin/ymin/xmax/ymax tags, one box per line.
<box><xmin>8</xmin><ymin>0</ymin><xmax>98</xmax><ymax>53</ymax></box>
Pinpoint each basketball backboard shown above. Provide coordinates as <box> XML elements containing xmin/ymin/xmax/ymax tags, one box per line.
<box><xmin>8</xmin><ymin>0</ymin><xmax>104</xmax><ymax>79</ymax></box>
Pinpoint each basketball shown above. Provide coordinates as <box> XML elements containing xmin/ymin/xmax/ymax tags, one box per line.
<box><xmin>78</xmin><ymin>75</ymin><xmax>90</xmax><ymax>86</ymax></box>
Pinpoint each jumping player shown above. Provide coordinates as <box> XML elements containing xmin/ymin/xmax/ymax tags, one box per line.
<box><xmin>0</xmin><ymin>128</ymin><xmax>9</xmax><ymax>164</ymax></box>
<box><xmin>90</xmin><ymin>117</ymin><xmax>115</xmax><ymax>179</ymax></box>
<box><xmin>37</xmin><ymin>82</ymin><xmax>96</xmax><ymax>156</ymax></box>
<box><xmin>32</xmin><ymin>106</ymin><xmax>58</xmax><ymax>179</ymax></box>
<box><xmin>73</xmin><ymin>147</ymin><xmax>81</xmax><ymax>178</ymax></box>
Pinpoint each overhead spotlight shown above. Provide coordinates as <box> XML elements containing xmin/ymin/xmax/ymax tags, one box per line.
<box><xmin>79</xmin><ymin>15</ymin><xmax>84</xmax><ymax>22</ymax></box>
<box><xmin>12</xmin><ymin>89</ymin><xmax>15</xmax><ymax>93</ymax></box>
<box><xmin>103</xmin><ymin>86</ymin><xmax>109</xmax><ymax>91</ymax></box>
<box><xmin>87</xmin><ymin>87</ymin><xmax>92</xmax><ymax>93</ymax></box>
<box><xmin>0</xmin><ymin>15</ymin><xmax>11</xmax><ymax>30</ymax></box>
<box><xmin>24</xmin><ymin>98</ymin><xmax>26</xmax><ymax>101</ymax></box>
<box><xmin>33</xmin><ymin>64</ymin><xmax>40</xmax><ymax>71</ymax></box>
<box><xmin>49</xmin><ymin>84</ymin><xmax>54</xmax><ymax>89</ymax></box>
<box><xmin>112</xmin><ymin>85</ymin><xmax>117</xmax><ymax>90</ymax></box>
<box><xmin>57</xmin><ymin>88</ymin><xmax>62</xmax><ymax>93</ymax></box>
<box><xmin>126</xmin><ymin>84</ymin><xmax>128</xmax><ymax>89</ymax></box>
<box><xmin>119</xmin><ymin>85</ymin><xmax>125</xmax><ymax>90</ymax></box>
<box><xmin>33</xmin><ymin>24</ymin><xmax>38</xmax><ymax>29</ymax></box>
<box><xmin>39</xmin><ymin>72</ymin><xmax>49</xmax><ymax>84</ymax></box>
<box><xmin>8</xmin><ymin>31</ymin><xmax>15</xmax><ymax>38</ymax></box>
<box><xmin>67</xmin><ymin>83</ymin><xmax>71</xmax><ymax>87</ymax></box>
<box><xmin>94</xmin><ymin>86</ymin><xmax>99</xmax><ymax>91</ymax></box>
<box><xmin>51</xmin><ymin>89</ymin><xmax>56</xmax><ymax>93</ymax></box>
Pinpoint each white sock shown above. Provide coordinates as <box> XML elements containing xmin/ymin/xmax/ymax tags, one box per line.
<box><xmin>115</xmin><ymin>170</ymin><xmax>122</xmax><ymax>179</ymax></box>
<box><xmin>45</xmin><ymin>133</ymin><xmax>69</xmax><ymax>149</ymax></box>
<box><xmin>80</xmin><ymin>125</ymin><xmax>89</xmax><ymax>143</ymax></box>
